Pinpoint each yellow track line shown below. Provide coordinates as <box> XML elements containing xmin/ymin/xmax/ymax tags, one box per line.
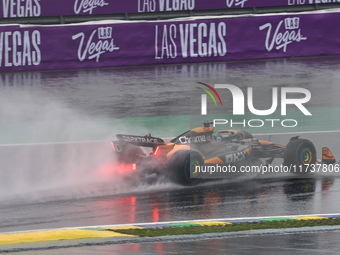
<box><xmin>0</xmin><ymin>229</ymin><xmax>134</xmax><ymax>246</ymax></box>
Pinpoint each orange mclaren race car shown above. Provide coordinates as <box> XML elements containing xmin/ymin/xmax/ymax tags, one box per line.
<box><xmin>111</xmin><ymin>122</ymin><xmax>335</xmax><ymax>185</ymax></box>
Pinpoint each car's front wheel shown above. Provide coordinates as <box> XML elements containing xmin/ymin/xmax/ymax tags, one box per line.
<box><xmin>284</xmin><ymin>138</ymin><xmax>316</xmax><ymax>172</ymax></box>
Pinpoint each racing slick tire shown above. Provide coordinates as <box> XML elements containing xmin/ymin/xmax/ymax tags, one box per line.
<box><xmin>283</xmin><ymin>138</ymin><xmax>316</xmax><ymax>173</ymax></box>
<box><xmin>168</xmin><ymin>151</ymin><xmax>203</xmax><ymax>186</ymax></box>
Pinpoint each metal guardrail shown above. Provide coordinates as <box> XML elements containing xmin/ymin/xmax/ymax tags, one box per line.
<box><xmin>0</xmin><ymin>3</ymin><xmax>340</xmax><ymax>25</ymax></box>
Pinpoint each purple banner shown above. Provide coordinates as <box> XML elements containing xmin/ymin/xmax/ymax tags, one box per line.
<box><xmin>1</xmin><ymin>11</ymin><xmax>340</xmax><ymax>72</ymax></box>
<box><xmin>0</xmin><ymin>0</ymin><xmax>338</xmax><ymax>18</ymax></box>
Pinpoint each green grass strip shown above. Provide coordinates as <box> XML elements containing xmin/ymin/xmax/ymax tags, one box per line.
<box><xmin>167</xmin><ymin>223</ymin><xmax>201</xmax><ymax>227</ymax></box>
<box><xmin>110</xmin><ymin>218</ymin><xmax>340</xmax><ymax>237</ymax></box>
<box><xmin>257</xmin><ymin>217</ymin><xmax>297</xmax><ymax>221</ymax></box>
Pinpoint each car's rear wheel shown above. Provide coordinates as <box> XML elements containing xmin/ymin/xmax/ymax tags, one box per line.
<box><xmin>168</xmin><ymin>151</ymin><xmax>203</xmax><ymax>185</ymax></box>
<box><xmin>284</xmin><ymin>138</ymin><xmax>316</xmax><ymax>172</ymax></box>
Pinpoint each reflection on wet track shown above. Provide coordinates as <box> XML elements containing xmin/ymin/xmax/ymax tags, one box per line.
<box><xmin>1</xmin><ymin>175</ymin><xmax>340</xmax><ymax>233</ymax></box>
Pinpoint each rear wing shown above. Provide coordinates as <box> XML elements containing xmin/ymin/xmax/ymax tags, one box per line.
<box><xmin>116</xmin><ymin>134</ymin><xmax>165</xmax><ymax>147</ymax></box>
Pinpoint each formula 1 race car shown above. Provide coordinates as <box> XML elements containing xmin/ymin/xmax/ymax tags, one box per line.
<box><xmin>111</xmin><ymin>122</ymin><xmax>336</xmax><ymax>185</ymax></box>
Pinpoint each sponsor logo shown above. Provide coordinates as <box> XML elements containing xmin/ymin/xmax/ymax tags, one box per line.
<box><xmin>259</xmin><ymin>17</ymin><xmax>307</xmax><ymax>52</ymax></box>
<box><xmin>179</xmin><ymin>135</ymin><xmax>209</xmax><ymax>144</ymax></box>
<box><xmin>252</xmin><ymin>145</ymin><xmax>263</xmax><ymax>150</ymax></box>
<box><xmin>288</xmin><ymin>0</ymin><xmax>306</xmax><ymax>5</ymax></box>
<box><xmin>72</xmin><ymin>27</ymin><xmax>119</xmax><ymax>62</ymax></box>
<box><xmin>74</xmin><ymin>0</ymin><xmax>109</xmax><ymax>15</ymax></box>
<box><xmin>225</xmin><ymin>151</ymin><xmax>247</xmax><ymax>163</ymax></box>
<box><xmin>138</xmin><ymin>0</ymin><xmax>195</xmax><ymax>12</ymax></box>
<box><xmin>2</xmin><ymin>0</ymin><xmax>41</xmax><ymax>18</ymax></box>
<box><xmin>226</xmin><ymin>0</ymin><xmax>248</xmax><ymax>8</ymax></box>
<box><xmin>122</xmin><ymin>135</ymin><xmax>159</xmax><ymax>143</ymax></box>
<box><xmin>0</xmin><ymin>30</ymin><xmax>41</xmax><ymax>67</ymax></box>
<box><xmin>155</xmin><ymin>22</ymin><xmax>227</xmax><ymax>59</ymax></box>
<box><xmin>199</xmin><ymin>84</ymin><xmax>312</xmax><ymax>128</ymax></box>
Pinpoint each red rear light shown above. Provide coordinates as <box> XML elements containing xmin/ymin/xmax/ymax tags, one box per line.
<box><xmin>154</xmin><ymin>146</ymin><xmax>160</xmax><ymax>155</ymax></box>
<box><xmin>111</xmin><ymin>141</ymin><xmax>116</xmax><ymax>151</ymax></box>
<box><xmin>132</xmin><ymin>163</ymin><xmax>136</xmax><ymax>170</ymax></box>
<box><xmin>154</xmin><ymin>144</ymin><xmax>175</xmax><ymax>156</ymax></box>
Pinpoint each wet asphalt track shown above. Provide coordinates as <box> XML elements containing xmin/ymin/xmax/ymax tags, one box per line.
<box><xmin>1</xmin><ymin>131</ymin><xmax>340</xmax><ymax>234</ymax></box>
<box><xmin>1</xmin><ymin>57</ymin><xmax>340</xmax><ymax>253</ymax></box>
